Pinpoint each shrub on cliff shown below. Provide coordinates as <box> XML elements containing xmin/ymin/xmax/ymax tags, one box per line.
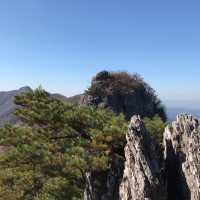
<box><xmin>144</xmin><ymin>115</ymin><xmax>166</xmax><ymax>143</ymax></box>
<box><xmin>85</xmin><ymin>71</ymin><xmax>167</xmax><ymax>121</ymax></box>
<box><xmin>0</xmin><ymin>88</ymin><xmax>127</xmax><ymax>200</ymax></box>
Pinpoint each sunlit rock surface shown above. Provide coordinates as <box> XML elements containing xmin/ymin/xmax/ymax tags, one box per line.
<box><xmin>119</xmin><ymin>115</ymin><xmax>166</xmax><ymax>200</ymax></box>
<box><xmin>163</xmin><ymin>114</ymin><xmax>200</xmax><ymax>200</ymax></box>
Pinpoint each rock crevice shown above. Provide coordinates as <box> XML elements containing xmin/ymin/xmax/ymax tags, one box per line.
<box><xmin>85</xmin><ymin>114</ymin><xmax>200</xmax><ymax>200</ymax></box>
<box><xmin>163</xmin><ymin>114</ymin><xmax>200</xmax><ymax>200</ymax></box>
<box><xmin>119</xmin><ymin>115</ymin><xmax>166</xmax><ymax>200</ymax></box>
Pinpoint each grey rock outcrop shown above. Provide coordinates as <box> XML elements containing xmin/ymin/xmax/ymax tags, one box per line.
<box><xmin>119</xmin><ymin>115</ymin><xmax>166</xmax><ymax>200</ymax></box>
<box><xmin>163</xmin><ymin>114</ymin><xmax>200</xmax><ymax>200</ymax></box>
<box><xmin>85</xmin><ymin>114</ymin><xmax>200</xmax><ymax>200</ymax></box>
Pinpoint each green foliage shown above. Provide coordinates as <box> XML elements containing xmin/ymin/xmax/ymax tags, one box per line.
<box><xmin>144</xmin><ymin>115</ymin><xmax>167</xmax><ymax>143</ymax></box>
<box><xmin>0</xmin><ymin>88</ymin><xmax>127</xmax><ymax>200</ymax></box>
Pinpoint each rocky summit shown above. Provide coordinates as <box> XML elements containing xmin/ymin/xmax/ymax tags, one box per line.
<box><xmin>85</xmin><ymin>114</ymin><xmax>200</xmax><ymax>200</ymax></box>
<box><xmin>119</xmin><ymin>115</ymin><xmax>166</xmax><ymax>200</ymax></box>
<box><xmin>120</xmin><ymin>114</ymin><xmax>200</xmax><ymax>200</ymax></box>
<box><xmin>163</xmin><ymin>114</ymin><xmax>200</xmax><ymax>200</ymax></box>
<box><xmin>81</xmin><ymin>71</ymin><xmax>167</xmax><ymax>121</ymax></box>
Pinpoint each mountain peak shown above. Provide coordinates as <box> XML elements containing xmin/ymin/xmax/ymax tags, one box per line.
<box><xmin>19</xmin><ymin>86</ymin><xmax>32</xmax><ymax>92</ymax></box>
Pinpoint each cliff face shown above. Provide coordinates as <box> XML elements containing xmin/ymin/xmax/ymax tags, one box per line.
<box><xmin>119</xmin><ymin>115</ymin><xmax>166</xmax><ymax>200</ymax></box>
<box><xmin>85</xmin><ymin>114</ymin><xmax>200</xmax><ymax>200</ymax></box>
<box><xmin>81</xmin><ymin>93</ymin><xmax>157</xmax><ymax>121</ymax></box>
<box><xmin>84</xmin><ymin>115</ymin><xmax>166</xmax><ymax>200</ymax></box>
<box><xmin>81</xmin><ymin>71</ymin><xmax>167</xmax><ymax>121</ymax></box>
<box><xmin>163</xmin><ymin>114</ymin><xmax>200</xmax><ymax>200</ymax></box>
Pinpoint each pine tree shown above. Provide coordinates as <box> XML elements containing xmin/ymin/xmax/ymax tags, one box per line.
<box><xmin>0</xmin><ymin>88</ymin><xmax>127</xmax><ymax>200</ymax></box>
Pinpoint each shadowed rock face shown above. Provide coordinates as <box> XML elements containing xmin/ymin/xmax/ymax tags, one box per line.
<box><xmin>84</xmin><ymin>155</ymin><xmax>124</xmax><ymax>200</ymax></box>
<box><xmin>84</xmin><ymin>115</ymin><xmax>166</xmax><ymax>200</ymax></box>
<box><xmin>163</xmin><ymin>114</ymin><xmax>200</xmax><ymax>200</ymax></box>
<box><xmin>119</xmin><ymin>115</ymin><xmax>166</xmax><ymax>200</ymax></box>
<box><xmin>87</xmin><ymin>114</ymin><xmax>200</xmax><ymax>200</ymax></box>
<box><xmin>81</xmin><ymin>71</ymin><xmax>167</xmax><ymax>121</ymax></box>
<box><xmin>120</xmin><ymin>114</ymin><xmax>200</xmax><ymax>200</ymax></box>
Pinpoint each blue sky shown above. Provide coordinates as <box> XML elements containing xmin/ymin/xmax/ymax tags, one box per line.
<box><xmin>0</xmin><ymin>0</ymin><xmax>200</xmax><ymax>108</ymax></box>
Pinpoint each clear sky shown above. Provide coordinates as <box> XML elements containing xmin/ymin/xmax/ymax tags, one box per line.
<box><xmin>0</xmin><ymin>0</ymin><xmax>200</xmax><ymax>108</ymax></box>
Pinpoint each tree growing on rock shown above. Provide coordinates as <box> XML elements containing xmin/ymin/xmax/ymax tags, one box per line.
<box><xmin>83</xmin><ymin>71</ymin><xmax>167</xmax><ymax>121</ymax></box>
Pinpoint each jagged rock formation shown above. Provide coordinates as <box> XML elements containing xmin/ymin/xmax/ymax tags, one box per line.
<box><xmin>119</xmin><ymin>115</ymin><xmax>166</xmax><ymax>200</ymax></box>
<box><xmin>163</xmin><ymin>114</ymin><xmax>200</xmax><ymax>200</ymax></box>
<box><xmin>85</xmin><ymin>114</ymin><xmax>200</xmax><ymax>200</ymax></box>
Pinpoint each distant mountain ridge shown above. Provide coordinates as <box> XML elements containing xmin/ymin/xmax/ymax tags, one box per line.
<box><xmin>0</xmin><ymin>87</ymin><xmax>82</xmax><ymax>127</ymax></box>
<box><xmin>0</xmin><ymin>86</ymin><xmax>31</xmax><ymax>127</ymax></box>
<box><xmin>0</xmin><ymin>86</ymin><xmax>199</xmax><ymax>126</ymax></box>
